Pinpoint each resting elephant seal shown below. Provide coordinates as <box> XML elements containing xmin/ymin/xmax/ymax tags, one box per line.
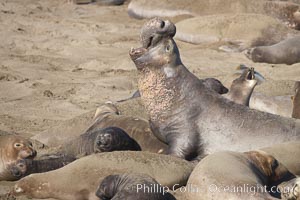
<box><xmin>261</xmin><ymin>141</ymin><xmax>300</xmax><ymax>176</ymax></box>
<box><xmin>12</xmin><ymin>151</ymin><xmax>194</xmax><ymax>200</ymax></box>
<box><xmin>0</xmin><ymin>135</ymin><xmax>36</xmax><ymax>181</ymax></box>
<box><xmin>245</xmin><ymin>36</ymin><xmax>300</xmax><ymax>65</ymax></box>
<box><xmin>292</xmin><ymin>81</ymin><xmax>300</xmax><ymax>119</ymax></box>
<box><xmin>184</xmin><ymin>151</ymin><xmax>296</xmax><ymax>200</ymax></box>
<box><xmin>96</xmin><ymin>173</ymin><xmax>176</xmax><ymax>200</ymax></box>
<box><xmin>86</xmin><ymin>102</ymin><xmax>168</xmax><ymax>153</ymax></box>
<box><xmin>93</xmin><ymin>127</ymin><xmax>141</xmax><ymax>152</ymax></box>
<box><xmin>130</xmin><ymin>18</ymin><xmax>300</xmax><ymax>160</ymax></box>
<box><xmin>279</xmin><ymin>177</ymin><xmax>300</xmax><ymax>200</ymax></box>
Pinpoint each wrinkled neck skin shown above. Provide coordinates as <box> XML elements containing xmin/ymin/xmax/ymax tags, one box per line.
<box><xmin>0</xmin><ymin>149</ymin><xmax>13</xmax><ymax>181</ymax></box>
<box><xmin>138</xmin><ymin>62</ymin><xmax>190</xmax><ymax>123</ymax></box>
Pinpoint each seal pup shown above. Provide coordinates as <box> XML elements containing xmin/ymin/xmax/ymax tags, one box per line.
<box><xmin>292</xmin><ymin>81</ymin><xmax>300</xmax><ymax>119</ymax></box>
<box><xmin>130</xmin><ymin>18</ymin><xmax>300</xmax><ymax>160</ymax></box>
<box><xmin>0</xmin><ymin>135</ymin><xmax>36</xmax><ymax>181</ymax></box>
<box><xmin>96</xmin><ymin>173</ymin><xmax>176</xmax><ymax>200</ymax></box>
<box><xmin>185</xmin><ymin>150</ymin><xmax>296</xmax><ymax>200</ymax></box>
<box><xmin>93</xmin><ymin>127</ymin><xmax>141</xmax><ymax>152</ymax></box>
<box><xmin>245</xmin><ymin>35</ymin><xmax>300</xmax><ymax>65</ymax></box>
<box><xmin>279</xmin><ymin>177</ymin><xmax>300</xmax><ymax>200</ymax></box>
<box><xmin>86</xmin><ymin>102</ymin><xmax>168</xmax><ymax>153</ymax></box>
<box><xmin>12</xmin><ymin>151</ymin><xmax>194</xmax><ymax>200</ymax></box>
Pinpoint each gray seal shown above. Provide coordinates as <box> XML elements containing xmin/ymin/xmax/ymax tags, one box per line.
<box><xmin>129</xmin><ymin>18</ymin><xmax>300</xmax><ymax>160</ymax></box>
<box><xmin>245</xmin><ymin>36</ymin><xmax>300</xmax><ymax>65</ymax></box>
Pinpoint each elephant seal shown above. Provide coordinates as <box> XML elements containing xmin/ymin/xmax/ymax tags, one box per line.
<box><xmin>245</xmin><ymin>35</ymin><xmax>300</xmax><ymax>65</ymax></box>
<box><xmin>185</xmin><ymin>151</ymin><xmax>296</xmax><ymax>200</ymax></box>
<box><xmin>0</xmin><ymin>135</ymin><xmax>36</xmax><ymax>181</ymax></box>
<box><xmin>96</xmin><ymin>173</ymin><xmax>176</xmax><ymax>200</ymax></box>
<box><xmin>292</xmin><ymin>81</ymin><xmax>300</xmax><ymax>119</ymax></box>
<box><xmin>94</xmin><ymin>127</ymin><xmax>141</xmax><ymax>152</ymax></box>
<box><xmin>262</xmin><ymin>141</ymin><xmax>300</xmax><ymax>176</ymax></box>
<box><xmin>279</xmin><ymin>177</ymin><xmax>300</xmax><ymax>200</ymax></box>
<box><xmin>12</xmin><ymin>151</ymin><xmax>194</xmax><ymax>200</ymax></box>
<box><xmin>224</xmin><ymin>67</ymin><xmax>258</xmax><ymax>106</ymax></box>
<box><xmin>128</xmin><ymin>0</ymin><xmax>300</xmax><ymax>29</ymax></box>
<box><xmin>86</xmin><ymin>102</ymin><xmax>168</xmax><ymax>153</ymax></box>
<box><xmin>130</xmin><ymin>18</ymin><xmax>300</xmax><ymax>160</ymax></box>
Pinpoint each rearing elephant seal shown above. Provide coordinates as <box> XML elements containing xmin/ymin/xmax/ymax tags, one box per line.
<box><xmin>129</xmin><ymin>18</ymin><xmax>300</xmax><ymax>160</ymax></box>
<box><xmin>292</xmin><ymin>81</ymin><xmax>300</xmax><ymax>119</ymax></box>
<box><xmin>245</xmin><ymin>35</ymin><xmax>300</xmax><ymax>65</ymax></box>
<box><xmin>0</xmin><ymin>135</ymin><xmax>36</xmax><ymax>181</ymax></box>
<box><xmin>224</xmin><ymin>67</ymin><xmax>258</xmax><ymax>106</ymax></box>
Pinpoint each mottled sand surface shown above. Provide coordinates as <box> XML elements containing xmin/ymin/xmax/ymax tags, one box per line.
<box><xmin>0</xmin><ymin>0</ymin><xmax>299</xmax><ymax>199</ymax></box>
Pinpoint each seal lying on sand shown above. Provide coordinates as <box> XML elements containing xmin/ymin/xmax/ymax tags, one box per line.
<box><xmin>292</xmin><ymin>81</ymin><xmax>300</xmax><ymax>119</ymax></box>
<box><xmin>279</xmin><ymin>177</ymin><xmax>300</xmax><ymax>200</ymax></box>
<box><xmin>12</xmin><ymin>151</ymin><xmax>194</xmax><ymax>200</ymax></box>
<box><xmin>128</xmin><ymin>0</ymin><xmax>300</xmax><ymax>29</ymax></box>
<box><xmin>130</xmin><ymin>18</ymin><xmax>300</xmax><ymax>160</ymax></box>
<box><xmin>0</xmin><ymin>135</ymin><xmax>36</xmax><ymax>181</ymax></box>
<box><xmin>185</xmin><ymin>150</ymin><xmax>296</xmax><ymax>200</ymax></box>
<box><xmin>93</xmin><ymin>127</ymin><xmax>141</xmax><ymax>152</ymax></box>
<box><xmin>261</xmin><ymin>141</ymin><xmax>300</xmax><ymax>176</ymax></box>
<box><xmin>250</xmin><ymin>92</ymin><xmax>293</xmax><ymax>118</ymax></box>
<box><xmin>96</xmin><ymin>173</ymin><xmax>176</xmax><ymax>200</ymax></box>
<box><xmin>86</xmin><ymin>102</ymin><xmax>168</xmax><ymax>153</ymax></box>
<box><xmin>246</xmin><ymin>35</ymin><xmax>300</xmax><ymax>65</ymax></box>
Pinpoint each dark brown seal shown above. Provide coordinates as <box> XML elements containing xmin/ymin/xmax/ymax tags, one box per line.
<box><xmin>0</xmin><ymin>135</ymin><xmax>36</xmax><ymax>181</ymax></box>
<box><xmin>96</xmin><ymin>173</ymin><xmax>176</xmax><ymax>200</ymax></box>
<box><xmin>130</xmin><ymin>18</ymin><xmax>300</xmax><ymax>160</ymax></box>
<box><xmin>185</xmin><ymin>150</ymin><xmax>296</xmax><ymax>200</ymax></box>
<box><xmin>86</xmin><ymin>102</ymin><xmax>168</xmax><ymax>153</ymax></box>
<box><xmin>292</xmin><ymin>81</ymin><xmax>300</xmax><ymax>119</ymax></box>
<box><xmin>93</xmin><ymin>127</ymin><xmax>142</xmax><ymax>152</ymax></box>
<box><xmin>246</xmin><ymin>35</ymin><xmax>300</xmax><ymax>65</ymax></box>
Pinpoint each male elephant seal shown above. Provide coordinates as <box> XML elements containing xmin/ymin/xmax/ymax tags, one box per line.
<box><xmin>185</xmin><ymin>150</ymin><xmax>296</xmax><ymax>200</ymax></box>
<box><xmin>292</xmin><ymin>81</ymin><xmax>300</xmax><ymax>119</ymax></box>
<box><xmin>12</xmin><ymin>151</ymin><xmax>194</xmax><ymax>200</ymax></box>
<box><xmin>279</xmin><ymin>177</ymin><xmax>300</xmax><ymax>200</ymax></box>
<box><xmin>85</xmin><ymin>102</ymin><xmax>168</xmax><ymax>153</ymax></box>
<box><xmin>129</xmin><ymin>18</ymin><xmax>300</xmax><ymax>160</ymax></box>
<box><xmin>96</xmin><ymin>173</ymin><xmax>176</xmax><ymax>200</ymax></box>
<box><xmin>245</xmin><ymin>35</ymin><xmax>300</xmax><ymax>65</ymax></box>
<box><xmin>0</xmin><ymin>135</ymin><xmax>36</xmax><ymax>181</ymax></box>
